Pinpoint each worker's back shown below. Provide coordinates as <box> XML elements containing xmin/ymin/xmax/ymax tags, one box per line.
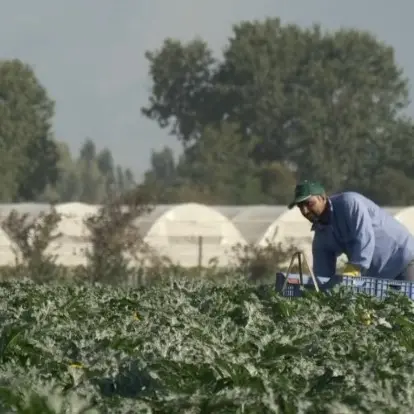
<box><xmin>314</xmin><ymin>191</ymin><xmax>414</xmax><ymax>279</ymax></box>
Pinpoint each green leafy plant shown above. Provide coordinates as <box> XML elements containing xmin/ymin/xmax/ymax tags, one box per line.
<box><xmin>0</xmin><ymin>278</ymin><xmax>413</xmax><ymax>412</ymax></box>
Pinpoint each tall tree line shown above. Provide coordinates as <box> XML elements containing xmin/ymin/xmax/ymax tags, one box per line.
<box><xmin>0</xmin><ymin>59</ymin><xmax>135</xmax><ymax>204</ymax></box>
<box><xmin>40</xmin><ymin>139</ymin><xmax>136</xmax><ymax>204</ymax></box>
<box><xmin>141</xmin><ymin>18</ymin><xmax>414</xmax><ymax>206</ymax></box>
<box><xmin>3</xmin><ymin>18</ymin><xmax>414</xmax><ymax>206</ymax></box>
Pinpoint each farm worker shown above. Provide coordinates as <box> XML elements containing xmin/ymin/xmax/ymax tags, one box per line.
<box><xmin>287</xmin><ymin>180</ymin><xmax>414</xmax><ymax>280</ymax></box>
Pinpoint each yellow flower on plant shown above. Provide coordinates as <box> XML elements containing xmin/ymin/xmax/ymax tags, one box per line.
<box><xmin>69</xmin><ymin>362</ymin><xmax>84</xmax><ymax>369</ymax></box>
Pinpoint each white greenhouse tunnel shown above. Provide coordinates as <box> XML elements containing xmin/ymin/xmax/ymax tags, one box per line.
<box><xmin>38</xmin><ymin>202</ymin><xmax>99</xmax><ymax>267</ymax></box>
<box><xmin>0</xmin><ymin>228</ymin><xmax>19</xmax><ymax>266</ymax></box>
<box><xmin>52</xmin><ymin>203</ymin><xmax>99</xmax><ymax>239</ymax></box>
<box><xmin>257</xmin><ymin>207</ymin><xmax>314</xmax><ymax>267</ymax></box>
<box><xmin>135</xmin><ymin>203</ymin><xmax>246</xmax><ymax>267</ymax></box>
<box><xmin>394</xmin><ymin>207</ymin><xmax>414</xmax><ymax>235</ymax></box>
<box><xmin>0</xmin><ymin>202</ymin><xmax>412</xmax><ymax>269</ymax></box>
<box><xmin>216</xmin><ymin>205</ymin><xmax>286</xmax><ymax>244</ymax></box>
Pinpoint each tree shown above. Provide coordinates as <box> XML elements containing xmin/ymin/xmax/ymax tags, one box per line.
<box><xmin>142</xmin><ymin>38</ymin><xmax>218</xmax><ymax>145</ymax></box>
<box><xmin>145</xmin><ymin>146</ymin><xmax>177</xmax><ymax>185</ymax></box>
<box><xmin>40</xmin><ymin>140</ymin><xmax>138</xmax><ymax>204</ymax></box>
<box><xmin>79</xmin><ymin>138</ymin><xmax>96</xmax><ymax>163</ymax></box>
<box><xmin>143</xmin><ymin>146</ymin><xmax>178</xmax><ymax>201</ymax></box>
<box><xmin>116</xmin><ymin>166</ymin><xmax>125</xmax><ymax>195</ymax></box>
<box><xmin>77</xmin><ymin>158</ymin><xmax>106</xmax><ymax>203</ymax></box>
<box><xmin>123</xmin><ymin>168</ymin><xmax>136</xmax><ymax>192</ymax></box>
<box><xmin>38</xmin><ymin>142</ymin><xmax>81</xmax><ymax>203</ymax></box>
<box><xmin>115</xmin><ymin>166</ymin><xmax>136</xmax><ymax>196</ymax></box>
<box><xmin>355</xmin><ymin>167</ymin><xmax>414</xmax><ymax>206</ymax></box>
<box><xmin>97</xmin><ymin>148</ymin><xmax>116</xmax><ymax>195</ymax></box>
<box><xmin>259</xmin><ymin>161</ymin><xmax>297</xmax><ymax>204</ymax></box>
<box><xmin>16</xmin><ymin>132</ymin><xmax>59</xmax><ymax>201</ymax></box>
<box><xmin>0</xmin><ymin>59</ymin><xmax>59</xmax><ymax>201</ymax></box>
<box><xmin>142</xmin><ymin>18</ymin><xmax>413</xmax><ymax>198</ymax></box>
<box><xmin>0</xmin><ymin>57</ymin><xmax>137</xmax><ymax>203</ymax></box>
<box><xmin>175</xmin><ymin>122</ymin><xmax>262</xmax><ymax>204</ymax></box>
<box><xmin>75</xmin><ymin>139</ymin><xmax>138</xmax><ymax>203</ymax></box>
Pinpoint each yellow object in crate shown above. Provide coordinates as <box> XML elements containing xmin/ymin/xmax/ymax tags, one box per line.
<box><xmin>342</xmin><ymin>263</ymin><xmax>361</xmax><ymax>277</ymax></box>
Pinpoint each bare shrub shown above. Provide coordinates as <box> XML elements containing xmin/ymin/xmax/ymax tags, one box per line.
<box><xmin>230</xmin><ymin>238</ymin><xmax>301</xmax><ymax>283</ymax></box>
<box><xmin>84</xmin><ymin>185</ymin><xmax>171</xmax><ymax>284</ymax></box>
<box><xmin>1</xmin><ymin>207</ymin><xmax>62</xmax><ymax>281</ymax></box>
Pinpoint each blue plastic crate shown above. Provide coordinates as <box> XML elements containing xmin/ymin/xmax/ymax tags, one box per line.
<box><xmin>274</xmin><ymin>272</ymin><xmax>414</xmax><ymax>300</ymax></box>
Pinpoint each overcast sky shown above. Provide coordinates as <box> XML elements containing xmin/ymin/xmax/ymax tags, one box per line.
<box><xmin>1</xmin><ymin>0</ymin><xmax>413</xmax><ymax>179</ymax></box>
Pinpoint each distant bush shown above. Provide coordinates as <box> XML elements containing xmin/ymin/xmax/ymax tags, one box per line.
<box><xmin>83</xmin><ymin>186</ymin><xmax>172</xmax><ymax>285</ymax></box>
<box><xmin>0</xmin><ymin>207</ymin><xmax>66</xmax><ymax>282</ymax></box>
<box><xmin>0</xmin><ymin>193</ymin><xmax>313</xmax><ymax>287</ymax></box>
<box><xmin>229</xmin><ymin>239</ymin><xmax>301</xmax><ymax>284</ymax></box>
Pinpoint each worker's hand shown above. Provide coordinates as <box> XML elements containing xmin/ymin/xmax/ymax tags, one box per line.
<box><xmin>342</xmin><ymin>263</ymin><xmax>361</xmax><ymax>277</ymax></box>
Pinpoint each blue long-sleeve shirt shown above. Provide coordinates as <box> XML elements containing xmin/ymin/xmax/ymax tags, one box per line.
<box><xmin>312</xmin><ymin>192</ymin><xmax>414</xmax><ymax>279</ymax></box>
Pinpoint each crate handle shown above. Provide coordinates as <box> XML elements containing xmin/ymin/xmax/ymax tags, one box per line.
<box><xmin>281</xmin><ymin>251</ymin><xmax>320</xmax><ymax>293</ymax></box>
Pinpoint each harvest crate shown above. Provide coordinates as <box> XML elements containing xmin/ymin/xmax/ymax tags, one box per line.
<box><xmin>275</xmin><ymin>272</ymin><xmax>414</xmax><ymax>300</ymax></box>
<box><xmin>274</xmin><ymin>251</ymin><xmax>414</xmax><ymax>300</ymax></box>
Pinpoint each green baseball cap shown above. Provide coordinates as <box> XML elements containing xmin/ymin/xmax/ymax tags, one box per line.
<box><xmin>288</xmin><ymin>180</ymin><xmax>325</xmax><ymax>209</ymax></box>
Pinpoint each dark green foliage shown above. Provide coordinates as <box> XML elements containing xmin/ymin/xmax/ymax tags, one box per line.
<box><xmin>0</xmin><ymin>279</ymin><xmax>414</xmax><ymax>412</ymax></box>
<box><xmin>142</xmin><ymin>18</ymin><xmax>414</xmax><ymax>204</ymax></box>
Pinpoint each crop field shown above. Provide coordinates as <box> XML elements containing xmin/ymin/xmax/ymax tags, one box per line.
<box><xmin>1</xmin><ymin>277</ymin><xmax>414</xmax><ymax>413</ymax></box>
